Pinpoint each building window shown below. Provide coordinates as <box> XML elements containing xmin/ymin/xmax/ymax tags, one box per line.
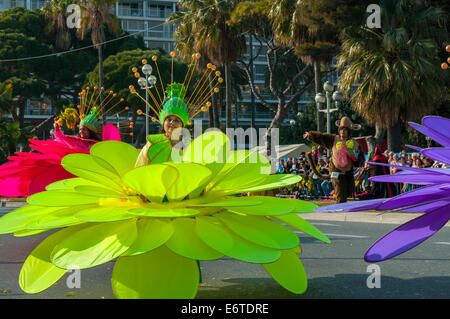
<box><xmin>26</xmin><ymin>99</ymin><xmax>52</xmax><ymax>116</ymax></box>
<box><xmin>30</xmin><ymin>0</ymin><xmax>46</xmax><ymax>9</ymax></box>
<box><xmin>118</xmin><ymin>0</ymin><xmax>143</xmax><ymax>17</ymax></box>
<box><xmin>147</xmin><ymin>4</ymin><xmax>172</xmax><ymax>18</ymax></box>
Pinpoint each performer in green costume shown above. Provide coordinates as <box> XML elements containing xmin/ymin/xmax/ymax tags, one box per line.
<box><xmin>130</xmin><ymin>54</ymin><xmax>221</xmax><ymax>167</ymax></box>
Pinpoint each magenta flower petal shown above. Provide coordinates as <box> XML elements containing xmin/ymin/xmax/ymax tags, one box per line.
<box><xmin>0</xmin><ymin>125</ymin><xmax>121</xmax><ymax>197</ymax></box>
<box><xmin>102</xmin><ymin>123</ymin><xmax>122</xmax><ymax>141</ymax></box>
<box><xmin>365</xmin><ymin>204</ymin><xmax>450</xmax><ymax>262</ymax></box>
<box><xmin>28</xmin><ymin>166</ymin><xmax>74</xmax><ymax>195</ymax></box>
<box><xmin>0</xmin><ymin>175</ymin><xmax>34</xmax><ymax>197</ymax></box>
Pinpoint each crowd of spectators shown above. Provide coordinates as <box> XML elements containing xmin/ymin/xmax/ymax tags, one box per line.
<box><xmin>276</xmin><ymin>146</ymin><xmax>448</xmax><ymax>201</ymax></box>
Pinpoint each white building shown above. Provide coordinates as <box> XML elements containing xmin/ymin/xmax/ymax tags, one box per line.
<box><xmin>0</xmin><ymin>0</ymin><xmax>325</xmax><ymax>131</ymax></box>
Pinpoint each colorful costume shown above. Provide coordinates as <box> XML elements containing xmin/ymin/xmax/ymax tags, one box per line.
<box><xmin>305</xmin><ymin>117</ymin><xmax>365</xmax><ymax>203</ymax></box>
<box><xmin>130</xmin><ymin>56</ymin><xmax>221</xmax><ymax>166</ymax></box>
<box><xmin>0</xmin><ymin>53</ymin><xmax>331</xmax><ymax>299</ymax></box>
<box><xmin>317</xmin><ymin>116</ymin><xmax>450</xmax><ymax>262</ymax></box>
<box><xmin>0</xmin><ymin>88</ymin><xmax>129</xmax><ymax>197</ymax></box>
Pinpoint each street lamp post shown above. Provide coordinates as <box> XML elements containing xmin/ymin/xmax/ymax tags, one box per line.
<box><xmin>136</xmin><ymin>61</ymin><xmax>157</xmax><ymax>137</ymax></box>
<box><xmin>318</xmin><ymin>81</ymin><xmax>343</xmax><ymax>157</ymax></box>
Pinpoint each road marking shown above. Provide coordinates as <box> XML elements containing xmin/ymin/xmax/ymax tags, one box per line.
<box><xmin>294</xmin><ymin>230</ymin><xmax>368</xmax><ymax>238</ymax></box>
<box><xmin>310</xmin><ymin>222</ymin><xmax>341</xmax><ymax>227</ymax></box>
<box><xmin>323</xmin><ymin>233</ymin><xmax>369</xmax><ymax>239</ymax></box>
<box><xmin>434</xmin><ymin>242</ymin><xmax>450</xmax><ymax>245</ymax></box>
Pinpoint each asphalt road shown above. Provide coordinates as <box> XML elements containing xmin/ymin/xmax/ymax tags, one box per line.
<box><xmin>1</xmin><ymin>207</ymin><xmax>450</xmax><ymax>299</ymax></box>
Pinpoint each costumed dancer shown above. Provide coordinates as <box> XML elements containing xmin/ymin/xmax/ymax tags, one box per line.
<box><xmin>0</xmin><ymin>87</ymin><xmax>132</xmax><ymax>197</ymax></box>
<box><xmin>317</xmin><ymin>116</ymin><xmax>450</xmax><ymax>262</ymax></box>
<box><xmin>303</xmin><ymin>117</ymin><xmax>365</xmax><ymax>203</ymax></box>
<box><xmin>0</xmin><ymin>52</ymin><xmax>332</xmax><ymax>299</ymax></box>
<box><xmin>130</xmin><ymin>53</ymin><xmax>223</xmax><ymax>166</ymax></box>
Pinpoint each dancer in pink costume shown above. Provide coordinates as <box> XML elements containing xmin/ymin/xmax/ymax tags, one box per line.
<box><xmin>0</xmin><ymin>87</ymin><xmax>132</xmax><ymax>197</ymax></box>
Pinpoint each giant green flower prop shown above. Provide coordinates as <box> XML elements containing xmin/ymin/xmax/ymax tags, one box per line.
<box><xmin>0</xmin><ymin>131</ymin><xmax>330</xmax><ymax>298</ymax></box>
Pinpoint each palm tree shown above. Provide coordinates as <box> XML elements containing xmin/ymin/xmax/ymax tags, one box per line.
<box><xmin>168</xmin><ymin>0</ymin><xmax>246</xmax><ymax>129</ymax></box>
<box><xmin>42</xmin><ymin>0</ymin><xmax>73</xmax><ymax>51</ymax></box>
<box><xmin>76</xmin><ymin>0</ymin><xmax>120</xmax><ymax>101</ymax></box>
<box><xmin>338</xmin><ymin>0</ymin><xmax>447</xmax><ymax>152</ymax></box>
<box><xmin>268</xmin><ymin>0</ymin><xmax>340</xmax><ymax>133</ymax></box>
<box><xmin>168</xmin><ymin>12</ymin><xmax>219</xmax><ymax>128</ymax></box>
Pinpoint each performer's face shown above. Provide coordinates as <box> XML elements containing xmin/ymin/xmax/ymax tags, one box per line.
<box><xmin>79</xmin><ymin>126</ymin><xmax>91</xmax><ymax>139</ymax></box>
<box><xmin>339</xmin><ymin>127</ymin><xmax>349</xmax><ymax>140</ymax></box>
<box><xmin>164</xmin><ymin>115</ymin><xmax>183</xmax><ymax>140</ymax></box>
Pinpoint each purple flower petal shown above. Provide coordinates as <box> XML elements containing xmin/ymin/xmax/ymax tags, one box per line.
<box><xmin>422</xmin><ymin>116</ymin><xmax>450</xmax><ymax>138</ymax></box>
<box><xmin>370</xmin><ymin>174</ymin><xmax>449</xmax><ymax>185</ymax></box>
<box><xmin>315</xmin><ymin>198</ymin><xmax>387</xmax><ymax>212</ymax></box>
<box><xmin>377</xmin><ymin>184</ymin><xmax>450</xmax><ymax>211</ymax></box>
<box><xmin>408</xmin><ymin>122</ymin><xmax>450</xmax><ymax>147</ymax></box>
<box><xmin>367</xmin><ymin>162</ymin><xmax>445</xmax><ymax>175</ymax></box>
<box><xmin>365</xmin><ymin>203</ymin><xmax>450</xmax><ymax>262</ymax></box>
<box><xmin>397</xmin><ymin>198</ymin><xmax>450</xmax><ymax>213</ymax></box>
<box><xmin>405</xmin><ymin>144</ymin><xmax>423</xmax><ymax>152</ymax></box>
<box><xmin>421</xmin><ymin>148</ymin><xmax>450</xmax><ymax>165</ymax></box>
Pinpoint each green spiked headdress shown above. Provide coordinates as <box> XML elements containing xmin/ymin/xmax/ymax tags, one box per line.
<box><xmin>159</xmin><ymin>83</ymin><xmax>188</xmax><ymax>126</ymax></box>
<box><xmin>131</xmin><ymin>53</ymin><xmax>224</xmax><ymax>128</ymax></box>
<box><xmin>80</xmin><ymin>107</ymin><xmax>101</xmax><ymax>133</ymax></box>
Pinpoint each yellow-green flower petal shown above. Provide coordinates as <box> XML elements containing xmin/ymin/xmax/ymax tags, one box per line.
<box><xmin>32</xmin><ymin>206</ymin><xmax>94</xmax><ymax>228</ymax></box>
<box><xmin>46</xmin><ymin>178</ymin><xmax>101</xmax><ymax>191</ymax></box>
<box><xmin>274</xmin><ymin>214</ymin><xmax>331</xmax><ymax>244</ymax></box>
<box><xmin>226</xmin><ymin>196</ymin><xmax>295</xmax><ymax>216</ymax></box>
<box><xmin>206</xmin><ymin>163</ymin><xmax>268</xmax><ymax>195</ymax></box>
<box><xmin>183</xmin><ymin>130</ymin><xmax>230</xmax><ymax>164</ymax></box>
<box><xmin>262</xmin><ymin>250</ymin><xmax>307</xmax><ymax>294</ymax></box>
<box><xmin>19</xmin><ymin>225</ymin><xmax>88</xmax><ymax>293</ymax></box>
<box><xmin>0</xmin><ymin>205</ymin><xmax>63</xmax><ymax>234</ymax></box>
<box><xmin>90</xmin><ymin>141</ymin><xmax>139</xmax><ymax>177</ymax></box>
<box><xmin>166</xmin><ymin>218</ymin><xmax>224</xmax><ymax>260</ymax></box>
<box><xmin>216</xmin><ymin>212</ymin><xmax>299</xmax><ymax>250</ymax></box>
<box><xmin>123</xmin><ymin>219</ymin><xmax>173</xmax><ymax>256</ymax></box>
<box><xmin>112</xmin><ymin>245</ymin><xmax>199</xmax><ymax>299</ymax></box>
<box><xmin>51</xmin><ymin>220</ymin><xmax>137</xmax><ymax>269</ymax></box>
<box><xmin>128</xmin><ymin>207</ymin><xmax>201</xmax><ymax>218</ymax></box>
<box><xmin>191</xmin><ymin>197</ymin><xmax>262</xmax><ymax>207</ymax></box>
<box><xmin>14</xmin><ymin>229</ymin><xmax>48</xmax><ymax>237</ymax></box>
<box><xmin>163</xmin><ymin>163</ymin><xmax>212</xmax><ymax>201</ymax></box>
<box><xmin>61</xmin><ymin>154</ymin><xmax>123</xmax><ymax>192</ymax></box>
<box><xmin>27</xmin><ymin>191</ymin><xmax>100</xmax><ymax>207</ymax></box>
<box><xmin>288</xmin><ymin>199</ymin><xmax>318</xmax><ymax>213</ymax></box>
<box><xmin>74</xmin><ymin>207</ymin><xmax>134</xmax><ymax>222</ymax></box>
<box><xmin>122</xmin><ymin>165</ymin><xmax>178</xmax><ymax>202</ymax></box>
<box><xmin>237</xmin><ymin>174</ymin><xmax>301</xmax><ymax>194</ymax></box>
<box><xmin>196</xmin><ymin>216</ymin><xmax>281</xmax><ymax>263</ymax></box>
<box><xmin>74</xmin><ymin>185</ymin><xmax>124</xmax><ymax>197</ymax></box>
